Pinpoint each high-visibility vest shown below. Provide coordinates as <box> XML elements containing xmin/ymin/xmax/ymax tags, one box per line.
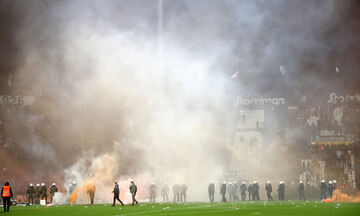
<box><xmin>2</xmin><ymin>186</ymin><xmax>11</xmax><ymax>197</ymax></box>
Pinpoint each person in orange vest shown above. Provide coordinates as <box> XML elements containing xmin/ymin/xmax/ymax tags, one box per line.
<box><xmin>1</xmin><ymin>181</ymin><xmax>13</xmax><ymax>212</ymax></box>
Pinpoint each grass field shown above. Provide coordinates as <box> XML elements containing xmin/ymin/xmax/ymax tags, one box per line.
<box><xmin>5</xmin><ymin>201</ymin><xmax>360</xmax><ymax>216</ymax></box>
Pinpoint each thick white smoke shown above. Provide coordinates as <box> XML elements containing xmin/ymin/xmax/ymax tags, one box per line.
<box><xmin>27</xmin><ymin>13</ymin><xmax>232</xmax><ymax>202</ymax></box>
<box><xmin>3</xmin><ymin>0</ymin><xmax>357</xmax><ymax>201</ymax></box>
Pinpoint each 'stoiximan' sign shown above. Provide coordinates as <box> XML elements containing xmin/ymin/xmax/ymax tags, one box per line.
<box><xmin>311</xmin><ymin>135</ymin><xmax>355</xmax><ymax>145</ymax></box>
<box><xmin>234</xmin><ymin>97</ymin><xmax>285</xmax><ymax>106</ymax></box>
<box><xmin>328</xmin><ymin>93</ymin><xmax>360</xmax><ymax>104</ymax></box>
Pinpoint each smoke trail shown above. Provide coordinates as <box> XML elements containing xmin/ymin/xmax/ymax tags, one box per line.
<box><xmin>322</xmin><ymin>189</ymin><xmax>360</xmax><ymax>202</ymax></box>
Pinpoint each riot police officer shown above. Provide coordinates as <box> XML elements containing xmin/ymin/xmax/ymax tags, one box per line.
<box><xmin>208</xmin><ymin>181</ymin><xmax>215</xmax><ymax>202</ymax></box>
<box><xmin>240</xmin><ymin>181</ymin><xmax>247</xmax><ymax>201</ymax></box>
<box><xmin>328</xmin><ymin>181</ymin><xmax>334</xmax><ymax>198</ymax></box>
<box><xmin>149</xmin><ymin>183</ymin><xmax>157</xmax><ymax>203</ymax></box>
<box><xmin>252</xmin><ymin>181</ymin><xmax>260</xmax><ymax>200</ymax></box>
<box><xmin>27</xmin><ymin>184</ymin><xmax>35</xmax><ymax>204</ymax></box>
<box><xmin>180</xmin><ymin>184</ymin><xmax>187</xmax><ymax>202</ymax></box>
<box><xmin>220</xmin><ymin>181</ymin><xmax>227</xmax><ymax>202</ymax></box>
<box><xmin>320</xmin><ymin>180</ymin><xmax>327</xmax><ymax>200</ymax></box>
<box><xmin>277</xmin><ymin>181</ymin><xmax>285</xmax><ymax>201</ymax></box>
<box><xmin>265</xmin><ymin>181</ymin><xmax>273</xmax><ymax>201</ymax></box>
<box><xmin>162</xmin><ymin>183</ymin><xmax>169</xmax><ymax>202</ymax></box>
<box><xmin>298</xmin><ymin>181</ymin><xmax>305</xmax><ymax>200</ymax></box>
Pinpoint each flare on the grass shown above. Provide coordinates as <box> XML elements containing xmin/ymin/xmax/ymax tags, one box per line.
<box><xmin>70</xmin><ymin>188</ymin><xmax>80</xmax><ymax>204</ymax></box>
<box><xmin>322</xmin><ymin>189</ymin><xmax>360</xmax><ymax>203</ymax></box>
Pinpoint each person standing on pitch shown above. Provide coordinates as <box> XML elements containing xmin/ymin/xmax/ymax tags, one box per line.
<box><xmin>173</xmin><ymin>184</ymin><xmax>180</xmax><ymax>202</ymax></box>
<box><xmin>228</xmin><ymin>182</ymin><xmax>233</xmax><ymax>201</ymax></box>
<box><xmin>27</xmin><ymin>183</ymin><xmax>35</xmax><ymax>204</ymax></box>
<box><xmin>40</xmin><ymin>183</ymin><xmax>48</xmax><ymax>203</ymax></box>
<box><xmin>161</xmin><ymin>183</ymin><xmax>169</xmax><ymax>202</ymax></box>
<box><xmin>180</xmin><ymin>184</ymin><xmax>188</xmax><ymax>202</ymax></box>
<box><xmin>208</xmin><ymin>181</ymin><xmax>215</xmax><ymax>203</ymax></box>
<box><xmin>277</xmin><ymin>181</ymin><xmax>285</xmax><ymax>201</ymax></box>
<box><xmin>112</xmin><ymin>182</ymin><xmax>124</xmax><ymax>206</ymax></box>
<box><xmin>34</xmin><ymin>184</ymin><xmax>40</xmax><ymax>204</ymax></box>
<box><xmin>68</xmin><ymin>184</ymin><xmax>72</xmax><ymax>195</ymax></box>
<box><xmin>265</xmin><ymin>181</ymin><xmax>273</xmax><ymax>201</ymax></box>
<box><xmin>1</xmin><ymin>182</ymin><xmax>13</xmax><ymax>212</ymax></box>
<box><xmin>328</xmin><ymin>181</ymin><xmax>334</xmax><ymax>198</ymax></box>
<box><xmin>87</xmin><ymin>184</ymin><xmax>96</xmax><ymax>204</ymax></box>
<box><xmin>333</xmin><ymin>180</ymin><xmax>337</xmax><ymax>190</ymax></box>
<box><xmin>247</xmin><ymin>182</ymin><xmax>253</xmax><ymax>201</ymax></box>
<box><xmin>298</xmin><ymin>181</ymin><xmax>305</xmax><ymax>200</ymax></box>
<box><xmin>240</xmin><ymin>182</ymin><xmax>247</xmax><ymax>201</ymax></box>
<box><xmin>50</xmin><ymin>183</ymin><xmax>58</xmax><ymax>203</ymax></box>
<box><xmin>233</xmin><ymin>181</ymin><xmax>239</xmax><ymax>201</ymax></box>
<box><xmin>220</xmin><ymin>181</ymin><xmax>227</xmax><ymax>202</ymax></box>
<box><xmin>320</xmin><ymin>180</ymin><xmax>327</xmax><ymax>200</ymax></box>
<box><xmin>149</xmin><ymin>183</ymin><xmax>157</xmax><ymax>203</ymax></box>
<box><xmin>70</xmin><ymin>181</ymin><xmax>77</xmax><ymax>194</ymax></box>
<box><xmin>253</xmin><ymin>181</ymin><xmax>260</xmax><ymax>200</ymax></box>
<box><xmin>129</xmin><ymin>181</ymin><xmax>138</xmax><ymax>205</ymax></box>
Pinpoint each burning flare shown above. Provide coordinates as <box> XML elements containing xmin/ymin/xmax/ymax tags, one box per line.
<box><xmin>70</xmin><ymin>182</ymin><xmax>97</xmax><ymax>204</ymax></box>
<box><xmin>322</xmin><ymin>189</ymin><xmax>360</xmax><ymax>203</ymax></box>
<box><xmin>70</xmin><ymin>188</ymin><xmax>80</xmax><ymax>204</ymax></box>
<box><xmin>16</xmin><ymin>195</ymin><xmax>26</xmax><ymax>203</ymax></box>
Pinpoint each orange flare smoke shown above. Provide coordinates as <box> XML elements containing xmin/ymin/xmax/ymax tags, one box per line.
<box><xmin>322</xmin><ymin>189</ymin><xmax>360</xmax><ymax>203</ymax></box>
<box><xmin>70</xmin><ymin>188</ymin><xmax>80</xmax><ymax>204</ymax></box>
<box><xmin>85</xmin><ymin>183</ymin><xmax>96</xmax><ymax>194</ymax></box>
<box><xmin>17</xmin><ymin>195</ymin><xmax>26</xmax><ymax>203</ymax></box>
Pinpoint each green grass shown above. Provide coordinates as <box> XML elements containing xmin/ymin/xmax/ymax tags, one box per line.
<box><xmin>5</xmin><ymin>201</ymin><xmax>360</xmax><ymax>216</ymax></box>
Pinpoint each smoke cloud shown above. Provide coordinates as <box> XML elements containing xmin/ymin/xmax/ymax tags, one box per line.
<box><xmin>0</xmin><ymin>0</ymin><xmax>359</xmax><ymax>202</ymax></box>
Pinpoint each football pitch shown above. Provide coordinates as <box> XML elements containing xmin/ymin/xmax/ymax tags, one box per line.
<box><xmin>6</xmin><ymin>201</ymin><xmax>360</xmax><ymax>216</ymax></box>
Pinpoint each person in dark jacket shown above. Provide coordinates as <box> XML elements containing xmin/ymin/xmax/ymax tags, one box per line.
<box><xmin>252</xmin><ymin>181</ymin><xmax>260</xmax><ymax>200</ymax></box>
<box><xmin>220</xmin><ymin>181</ymin><xmax>227</xmax><ymax>202</ymax></box>
<box><xmin>1</xmin><ymin>182</ymin><xmax>13</xmax><ymax>212</ymax></box>
<box><xmin>208</xmin><ymin>182</ymin><xmax>215</xmax><ymax>202</ymax></box>
<box><xmin>240</xmin><ymin>182</ymin><xmax>247</xmax><ymax>201</ymax></box>
<box><xmin>34</xmin><ymin>184</ymin><xmax>40</xmax><ymax>204</ymax></box>
<box><xmin>332</xmin><ymin>180</ymin><xmax>337</xmax><ymax>190</ymax></box>
<box><xmin>129</xmin><ymin>181</ymin><xmax>138</xmax><ymax>205</ymax></box>
<box><xmin>49</xmin><ymin>183</ymin><xmax>59</xmax><ymax>203</ymax></box>
<box><xmin>112</xmin><ymin>182</ymin><xmax>124</xmax><ymax>206</ymax></box>
<box><xmin>277</xmin><ymin>181</ymin><xmax>285</xmax><ymax>201</ymax></box>
<box><xmin>248</xmin><ymin>182</ymin><xmax>253</xmax><ymax>201</ymax></box>
<box><xmin>27</xmin><ymin>183</ymin><xmax>35</xmax><ymax>204</ymax></box>
<box><xmin>233</xmin><ymin>182</ymin><xmax>239</xmax><ymax>201</ymax></box>
<box><xmin>298</xmin><ymin>181</ymin><xmax>306</xmax><ymax>200</ymax></box>
<box><xmin>265</xmin><ymin>181</ymin><xmax>273</xmax><ymax>201</ymax></box>
<box><xmin>320</xmin><ymin>180</ymin><xmax>327</xmax><ymax>200</ymax></box>
<box><xmin>328</xmin><ymin>181</ymin><xmax>334</xmax><ymax>198</ymax></box>
<box><xmin>40</xmin><ymin>183</ymin><xmax>48</xmax><ymax>203</ymax></box>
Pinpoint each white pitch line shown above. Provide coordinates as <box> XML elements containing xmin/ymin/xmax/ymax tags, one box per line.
<box><xmin>117</xmin><ymin>206</ymin><xmax>235</xmax><ymax>216</ymax></box>
<box><xmin>157</xmin><ymin>209</ymin><xmax>237</xmax><ymax>216</ymax></box>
